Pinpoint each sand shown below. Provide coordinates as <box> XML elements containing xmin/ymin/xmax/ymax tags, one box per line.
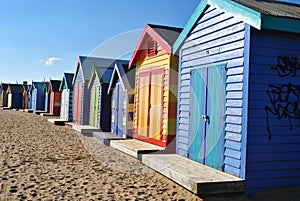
<box><xmin>1</xmin><ymin>109</ymin><xmax>300</xmax><ymax>201</ymax></box>
<box><xmin>0</xmin><ymin>110</ymin><xmax>202</xmax><ymax>200</ymax></box>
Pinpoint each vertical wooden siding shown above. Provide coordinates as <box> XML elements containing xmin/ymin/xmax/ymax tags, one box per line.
<box><xmin>89</xmin><ymin>76</ymin><xmax>100</xmax><ymax>127</ymax></box>
<box><xmin>134</xmin><ymin>43</ymin><xmax>177</xmax><ymax>147</ymax></box>
<box><xmin>246</xmin><ymin>29</ymin><xmax>300</xmax><ymax>194</ymax></box>
<box><xmin>73</xmin><ymin>69</ymin><xmax>90</xmax><ymax>125</ymax></box>
<box><xmin>177</xmin><ymin>6</ymin><xmax>246</xmax><ymax>178</ymax></box>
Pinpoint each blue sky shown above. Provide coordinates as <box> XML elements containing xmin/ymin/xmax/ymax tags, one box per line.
<box><xmin>0</xmin><ymin>0</ymin><xmax>199</xmax><ymax>83</ymax></box>
<box><xmin>0</xmin><ymin>0</ymin><xmax>299</xmax><ymax>83</ymax></box>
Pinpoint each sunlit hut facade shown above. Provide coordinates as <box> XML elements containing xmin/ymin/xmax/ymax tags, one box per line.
<box><xmin>22</xmin><ymin>81</ymin><xmax>30</xmax><ymax>109</ymax></box>
<box><xmin>7</xmin><ymin>84</ymin><xmax>23</xmax><ymax>109</ymax></box>
<box><xmin>43</xmin><ymin>81</ymin><xmax>50</xmax><ymax>112</ymax></box>
<box><xmin>174</xmin><ymin>0</ymin><xmax>300</xmax><ymax>194</ymax></box>
<box><xmin>108</xmin><ymin>63</ymin><xmax>135</xmax><ymax>138</ymax></box>
<box><xmin>129</xmin><ymin>24</ymin><xmax>182</xmax><ymax>148</ymax></box>
<box><xmin>48</xmin><ymin>80</ymin><xmax>62</xmax><ymax>115</ymax></box>
<box><xmin>87</xmin><ymin>59</ymin><xmax>128</xmax><ymax>131</ymax></box>
<box><xmin>0</xmin><ymin>83</ymin><xmax>8</xmax><ymax>107</ymax></box>
<box><xmin>72</xmin><ymin>56</ymin><xmax>126</xmax><ymax>125</ymax></box>
<box><xmin>59</xmin><ymin>73</ymin><xmax>74</xmax><ymax>121</ymax></box>
<box><xmin>29</xmin><ymin>82</ymin><xmax>46</xmax><ymax>111</ymax></box>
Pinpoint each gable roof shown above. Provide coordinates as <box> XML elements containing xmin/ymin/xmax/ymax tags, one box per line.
<box><xmin>7</xmin><ymin>84</ymin><xmax>23</xmax><ymax>93</ymax></box>
<box><xmin>173</xmin><ymin>0</ymin><xmax>300</xmax><ymax>54</ymax></box>
<box><xmin>43</xmin><ymin>81</ymin><xmax>50</xmax><ymax>93</ymax></box>
<box><xmin>87</xmin><ymin>59</ymin><xmax>129</xmax><ymax>88</ymax></box>
<box><xmin>30</xmin><ymin>82</ymin><xmax>44</xmax><ymax>92</ymax></box>
<box><xmin>59</xmin><ymin>73</ymin><xmax>74</xmax><ymax>91</ymax></box>
<box><xmin>129</xmin><ymin>24</ymin><xmax>183</xmax><ymax>68</ymax></box>
<box><xmin>108</xmin><ymin>63</ymin><xmax>136</xmax><ymax>94</ymax></box>
<box><xmin>48</xmin><ymin>80</ymin><xmax>62</xmax><ymax>93</ymax></box>
<box><xmin>0</xmin><ymin>83</ymin><xmax>8</xmax><ymax>91</ymax></box>
<box><xmin>72</xmin><ymin>56</ymin><xmax>129</xmax><ymax>85</ymax></box>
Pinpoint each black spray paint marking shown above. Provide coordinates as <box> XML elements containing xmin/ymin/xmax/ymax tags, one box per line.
<box><xmin>265</xmin><ymin>83</ymin><xmax>300</xmax><ymax>139</ymax></box>
<box><xmin>271</xmin><ymin>56</ymin><xmax>300</xmax><ymax>77</ymax></box>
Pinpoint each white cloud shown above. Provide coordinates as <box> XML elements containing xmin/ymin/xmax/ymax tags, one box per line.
<box><xmin>45</xmin><ymin>57</ymin><xmax>62</xmax><ymax>66</ymax></box>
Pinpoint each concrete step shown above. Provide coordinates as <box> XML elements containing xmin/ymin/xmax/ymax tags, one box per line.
<box><xmin>40</xmin><ymin>113</ymin><xmax>58</xmax><ymax>117</ymax></box>
<box><xmin>93</xmin><ymin>132</ymin><xmax>125</xmax><ymax>146</ymax></box>
<box><xmin>142</xmin><ymin>154</ymin><xmax>244</xmax><ymax>195</ymax></box>
<box><xmin>110</xmin><ymin>139</ymin><xmax>165</xmax><ymax>161</ymax></box>
<box><xmin>47</xmin><ymin>119</ymin><xmax>67</xmax><ymax>126</ymax></box>
<box><xmin>33</xmin><ymin>110</ymin><xmax>45</xmax><ymax>115</ymax></box>
<box><xmin>24</xmin><ymin>109</ymin><xmax>34</xmax><ymax>113</ymax></box>
<box><xmin>72</xmin><ymin>124</ymin><xmax>101</xmax><ymax>134</ymax></box>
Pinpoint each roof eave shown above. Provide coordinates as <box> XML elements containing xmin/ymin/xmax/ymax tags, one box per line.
<box><xmin>172</xmin><ymin>0</ymin><xmax>262</xmax><ymax>55</ymax></box>
<box><xmin>129</xmin><ymin>24</ymin><xmax>173</xmax><ymax>69</ymax></box>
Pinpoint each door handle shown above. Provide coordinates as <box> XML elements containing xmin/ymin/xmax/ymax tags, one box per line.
<box><xmin>202</xmin><ymin>114</ymin><xmax>210</xmax><ymax>123</ymax></box>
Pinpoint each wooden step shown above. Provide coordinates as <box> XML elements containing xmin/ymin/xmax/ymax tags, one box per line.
<box><xmin>72</xmin><ymin>124</ymin><xmax>101</xmax><ymax>134</ymax></box>
<box><xmin>142</xmin><ymin>154</ymin><xmax>244</xmax><ymax>195</ymax></box>
<box><xmin>110</xmin><ymin>139</ymin><xmax>165</xmax><ymax>161</ymax></box>
<box><xmin>93</xmin><ymin>132</ymin><xmax>125</xmax><ymax>146</ymax></box>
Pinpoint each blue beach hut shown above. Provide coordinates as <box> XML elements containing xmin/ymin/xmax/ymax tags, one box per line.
<box><xmin>108</xmin><ymin>63</ymin><xmax>135</xmax><ymax>138</ymax></box>
<box><xmin>29</xmin><ymin>82</ymin><xmax>46</xmax><ymax>111</ymax></box>
<box><xmin>174</xmin><ymin>0</ymin><xmax>300</xmax><ymax>194</ymax></box>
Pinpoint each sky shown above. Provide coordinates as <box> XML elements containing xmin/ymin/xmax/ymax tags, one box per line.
<box><xmin>0</xmin><ymin>0</ymin><xmax>299</xmax><ymax>84</ymax></box>
<box><xmin>0</xmin><ymin>0</ymin><xmax>199</xmax><ymax>83</ymax></box>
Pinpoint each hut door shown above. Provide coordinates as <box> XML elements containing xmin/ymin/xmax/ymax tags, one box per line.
<box><xmin>112</xmin><ymin>84</ymin><xmax>123</xmax><ymax>136</ymax></box>
<box><xmin>117</xmin><ymin>83</ymin><xmax>124</xmax><ymax>136</ymax></box>
<box><xmin>32</xmin><ymin>90</ymin><xmax>37</xmax><ymax>110</ymax></box>
<box><xmin>136</xmin><ymin>69</ymin><xmax>163</xmax><ymax>141</ymax></box>
<box><xmin>91</xmin><ymin>87</ymin><xmax>99</xmax><ymax>127</ymax></box>
<box><xmin>189</xmin><ymin>65</ymin><xmax>226</xmax><ymax>170</ymax></box>
<box><xmin>74</xmin><ymin>84</ymin><xmax>82</xmax><ymax>122</ymax></box>
<box><xmin>137</xmin><ymin>71</ymin><xmax>151</xmax><ymax>137</ymax></box>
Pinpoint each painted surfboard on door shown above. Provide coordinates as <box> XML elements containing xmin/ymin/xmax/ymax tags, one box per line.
<box><xmin>189</xmin><ymin>64</ymin><xmax>226</xmax><ymax>170</ymax></box>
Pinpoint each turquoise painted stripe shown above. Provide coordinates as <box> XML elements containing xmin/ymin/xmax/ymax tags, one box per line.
<box><xmin>262</xmin><ymin>14</ymin><xmax>300</xmax><ymax>34</ymax></box>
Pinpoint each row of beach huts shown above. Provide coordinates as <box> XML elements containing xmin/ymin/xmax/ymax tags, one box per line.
<box><xmin>1</xmin><ymin>0</ymin><xmax>300</xmax><ymax>196</ymax></box>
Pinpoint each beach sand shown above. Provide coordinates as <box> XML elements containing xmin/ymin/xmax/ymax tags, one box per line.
<box><xmin>1</xmin><ymin>109</ymin><xmax>300</xmax><ymax>200</ymax></box>
<box><xmin>0</xmin><ymin>110</ymin><xmax>202</xmax><ymax>200</ymax></box>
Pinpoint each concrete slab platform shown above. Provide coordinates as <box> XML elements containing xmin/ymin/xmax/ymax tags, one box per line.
<box><xmin>110</xmin><ymin>139</ymin><xmax>165</xmax><ymax>160</ymax></box>
<box><xmin>72</xmin><ymin>124</ymin><xmax>100</xmax><ymax>134</ymax></box>
<box><xmin>142</xmin><ymin>154</ymin><xmax>244</xmax><ymax>195</ymax></box>
<box><xmin>24</xmin><ymin>109</ymin><xmax>34</xmax><ymax>113</ymax></box>
<box><xmin>33</xmin><ymin>110</ymin><xmax>45</xmax><ymax>115</ymax></box>
<box><xmin>47</xmin><ymin>119</ymin><xmax>67</xmax><ymax>126</ymax></box>
<box><xmin>93</xmin><ymin>132</ymin><xmax>125</xmax><ymax>146</ymax></box>
<box><xmin>40</xmin><ymin>113</ymin><xmax>58</xmax><ymax>117</ymax></box>
<box><xmin>64</xmin><ymin>122</ymin><xmax>74</xmax><ymax>128</ymax></box>
<box><xmin>1</xmin><ymin>107</ymin><xmax>11</xmax><ymax>110</ymax></box>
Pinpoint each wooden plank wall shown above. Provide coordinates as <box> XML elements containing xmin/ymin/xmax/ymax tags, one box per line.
<box><xmin>134</xmin><ymin>43</ymin><xmax>175</xmax><ymax>145</ymax></box>
<box><xmin>177</xmin><ymin>6</ymin><xmax>246</xmax><ymax>178</ymax></box>
<box><xmin>89</xmin><ymin>75</ymin><xmax>100</xmax><ymax>127</ymax></box>
<box><xmin>73</xmin><ymin>69</ymin><xmax>90</xmax><ymax>125</ymax></box>
<box><xmin>246</xmin><ymin>29</ymin><xmax>300</xmax><ymax>194</ymax></box>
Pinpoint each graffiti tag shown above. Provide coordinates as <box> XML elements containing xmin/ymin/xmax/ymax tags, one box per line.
<box><xmin>271</xmin><ymin>56</ymin><xmax>300</xmax><ymax>77</ymax></box>
<box><xmin>265</xmin><ymin>83</ymin><xmax>300</xmax><ymax>139</ymax></box>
